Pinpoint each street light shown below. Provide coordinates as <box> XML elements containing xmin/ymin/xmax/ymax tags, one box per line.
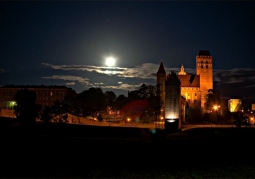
<box><xmin>213</xmin><ymin>105</ymin><xmax>220</xmax><ymax>111</ymax></box>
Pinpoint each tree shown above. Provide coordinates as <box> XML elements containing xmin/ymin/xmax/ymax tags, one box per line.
<box><xmin>186</xmin><ymin>106</ymin><xmax>203</xmax><ymax>123</ymax></box>
<box><xmin>41</xmin><ymin>105</ymin><xmax>52</xmax><ymax>124</ymax></box>
<box><xmin>137</xmin><ymin>84</ymin><xmax>156</xmax><ymax>99</ymax></box>
<box><xmin>104</xmin><ymin>91</ymin><xmax>116</xmax><ymax>108</ymax></box>
<box><xmin>125</xmin><ymin>84</ymin><xmax>159</xmax><ymax>123</ymax></box>
<box><xmin>233</xmin><ymin>112</ymin><xmax>250</xmax><ymax>128</ymax></box>
<box><xmin>14</xmin><ymin>89</ymin><xmax>41</xmax><ymax>126</ymax></box>
<box><xmin>114</xmin><ymin>95</ymin><xmax>129</xmax><ymax>111</ymax></box>
<box><xmin>50</xmin><ymin>101</ymin><xmax>69</xmax><ymax>123</ymax></box>
<box><xmin>128</xmin><ymin>84</ymin><xmax>156</xmax><ymax>100</ymax></box>
<box><xmin>110</xmin><ymin>94</ymin><xmax>127</xmax><ymax>120</ymax></box>
<box><xmin>78</xmin><ymin>88</ymin><xmax>107</xmax><ymax>118</ymax></box>
<box><xmin>142</xmin><ymin>95</ymin><xmax>162</xmax><ymax>123</ymax></box>
<box><xmin>97</xmin><ymin>114</ymin><xmax>103</xmax><ymax>122</ymax></box>
<box><xmin>204</xmin><ymin>89</ymin><xmax>221</xmax><ymax>112</ymax></box>
<box><xmin>61</xmin><ymin>96</ymin><xmax>82</xmax><ymax>117</ymax></box>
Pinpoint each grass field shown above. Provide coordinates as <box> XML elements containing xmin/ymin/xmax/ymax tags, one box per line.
<box><xmin>1</xmin><ymin>118</ymin><xmax>255</xmax><ymax>178</ymax></box>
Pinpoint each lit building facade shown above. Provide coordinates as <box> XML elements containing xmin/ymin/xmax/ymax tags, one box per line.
<box><xmin>165</xmin><ymin>71</ymin><xmax>181</xmax><ymax>120</ymax></box>
<box><xmin>228</xmin><ymin>99</ymin><xmax>242</xmax><ymax>112</ymax></box>
<box><xmin>157</xmin><ymin>50</ymin><xmax>213</xmax><ymax>110</ymax></box>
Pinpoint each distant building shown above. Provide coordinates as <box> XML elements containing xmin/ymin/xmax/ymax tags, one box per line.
<box><xmin>252</xmin><ymin>104</ymin><xmax>255</xmax><ymax>111</ymax></box>
<box><xmin>228</xmin><ymin>99</ymin><xmax>242</xmax><ymax>112</ymax></box>
<box><xmin>0</xmin><ymin>85</ymin><xmax>77</xmax><ymax>109</ymax></box>
<box><xmin>157</xmin><ymin>50</ymin><xmax>213</xmax><ymax>110</ymax></box>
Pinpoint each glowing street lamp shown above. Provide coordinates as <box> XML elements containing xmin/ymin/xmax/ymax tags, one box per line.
<box><xmin>213</xmin><ymin>105</ymin><xmax>220</xmax><ymax>111</ymax></box>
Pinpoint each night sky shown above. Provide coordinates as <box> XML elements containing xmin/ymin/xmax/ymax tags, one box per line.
<box><xmin>1</xmin><ymin>2</ymin><xmax>255</xmax><ymax>99</ymax></box>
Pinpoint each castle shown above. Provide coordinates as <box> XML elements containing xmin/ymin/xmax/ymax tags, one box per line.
<box><xmin>157</xmin><ymin>50</ymin><xmax>213</xmax><ymax>122</ymax></box>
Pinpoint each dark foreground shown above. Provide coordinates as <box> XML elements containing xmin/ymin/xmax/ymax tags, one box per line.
<box><xmin>1</xmin><ymin>121</ymin><xmax>255</xmax><ymax>178</ymax></box>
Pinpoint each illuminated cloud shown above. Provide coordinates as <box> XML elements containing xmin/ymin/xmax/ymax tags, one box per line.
<box><xmin>41</xmin><ymin>62</ymin><xmax>194</xmax><ymax>79</ymax></box>
<box><xmin>41</xmin><ymin>63</ymin><xmax>255</xmax><ymax>98</ymax></box>
<box><xmin>42</xmin><ymin>75</ymin><xmax>90</xmax><ymax>85</ymax></box>
<box><xmin>66</xmin><ymin>82</ymin><xmax>75</xmax><ymax>85</ymax></box>
<box><xmin>103</xmin><ymin>83</ymin><xmax>142</xmax><ymax>91</ymax></box>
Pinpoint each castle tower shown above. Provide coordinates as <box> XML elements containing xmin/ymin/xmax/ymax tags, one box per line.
<box><xmin>196</xmin><ymin>50</ymin><xmax>213</xmax><ymax>108</ymax></box>
<box><xmin>157</xmin><ymin>62</ymin><xmax>166</xmax><ymax>121</ymax></box>
<box><xmin>165</xmin><ymin>71</ymin><xmax>181</xmax><ymax>132</ymax></box>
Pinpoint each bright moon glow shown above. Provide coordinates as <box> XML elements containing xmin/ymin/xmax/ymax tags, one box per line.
<box><xmin>105</xmin><ymin>57</ymin><xmax>115</xmax><ymax>66</ymax></box>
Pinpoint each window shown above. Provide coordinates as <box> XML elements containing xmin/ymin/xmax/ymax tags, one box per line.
<box><xmin>50</xmin><ymin>92</ymin><xmax>53</xmax><ymax>96</ymax></box>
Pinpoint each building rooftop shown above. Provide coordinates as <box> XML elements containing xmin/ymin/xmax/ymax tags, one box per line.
<box><xmin>157</xmin><ymin>62</ymin><xmax>166</xmax><ymax>74</ymax></box>
<box><xmin>178</xmin><ymin>74</ymin><xmax>200</xmax><ymax>87</ymax></box>
<box><xmin>1</xmin><ymin>85</ymin><xmax>70</xmax><ymax>89</ymax></box>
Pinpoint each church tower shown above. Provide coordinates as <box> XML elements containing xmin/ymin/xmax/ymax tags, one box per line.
<box><xmin>196</xmin><ymin>50</ymin><xmax>213</xmax><ymax>108</ymax></box>
<box><xmin>157</xmin><ymin>62</ymin><xmax>166</xmax><ymax>120</ymax></box>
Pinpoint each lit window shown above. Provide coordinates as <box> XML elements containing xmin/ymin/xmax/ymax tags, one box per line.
<box><xmin>50</xmin><ymin>92</ymin><xmax>53</xmax><ymax>96</ymax></box>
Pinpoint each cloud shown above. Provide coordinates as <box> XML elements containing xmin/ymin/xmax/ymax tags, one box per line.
<box><xmin>66</xmin><ymin>82</ymin><xmax>75</xmax><ymax>85</ymax></box>
<box><xmin>41</xmin><ymin>63</ymin><xmax>255</xmax><ymax>98</ymax></box>
<box><xmin>213</xmin><ymin>68</ymin><xmax>255</xmax><ymax>98</ymax></box>
<box><xmin>0</xmin><ymin>68</ymin><xmax>5</xmax><ymax>73</ymax></box>
<box><xmin>103</xmin><ymin>83</ymin><xmax>143</xmax><ymax>91</ymax></box>
<box><xmin>41</xmin><ymin>62</ymin><xmax>195</xmax><ymax>79</ymax></box>
<box><xmin>214</xmin><ymin>68</ymin><xmax>255</xmax><ymax>86</ymax></box>
<box><xmin>42</xmin><ymin>75</ymin><xmax>90</xmax><ymax>85</ymax></box>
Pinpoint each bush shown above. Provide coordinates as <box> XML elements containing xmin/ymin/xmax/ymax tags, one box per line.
<box><xmin>97</xmin><ymin>114</ymin><xmax>103</xmax><ymax>122</ymax></box>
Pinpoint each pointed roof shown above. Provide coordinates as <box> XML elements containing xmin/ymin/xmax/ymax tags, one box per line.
<box><xmin>157</xmin><ymin>62</ymin><xmax>166</xmax><ymax>74</ymax></box>
<box><xmin>178</xmin><ymin>64</ymin><xmax>186</xmax><ymax>75</ymax></box>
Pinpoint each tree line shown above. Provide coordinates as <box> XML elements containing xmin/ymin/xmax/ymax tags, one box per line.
<box><xmin>13</xmin><ymin>84</ymin><xmax>161</xmax><ymax>126</ymax></box>
<box><xmin>13</xmin><ymin>85</ymin><xmax>249</xmax><ymax>127</ymax></box>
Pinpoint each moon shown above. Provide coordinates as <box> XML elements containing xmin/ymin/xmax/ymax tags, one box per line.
<box><xmin>105</xmin><ymin>57</ymin><xmax>116</xmax><ymax>66</ymax></box>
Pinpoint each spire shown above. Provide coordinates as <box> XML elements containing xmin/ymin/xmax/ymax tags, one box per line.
<box><xmin>157</xmin><ymin>62</ymin><xmax>166</xmax><ymax>74</ymax></box>
<box><xmin>178</xmin><ymin>64</ymin><xmax>186</xmax><ymax>75</ymax></box>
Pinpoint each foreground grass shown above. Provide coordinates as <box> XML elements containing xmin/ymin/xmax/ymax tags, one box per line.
<box><xmin>1</xmin><ymin>120</ymin><xmax>255</xmax><ymax>178</ymax></box>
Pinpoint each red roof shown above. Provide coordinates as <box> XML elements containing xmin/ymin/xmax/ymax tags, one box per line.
<box><xmin>120</xmin><ymin>99</ymin><xmax>148</xmax><ymax>114</ymax></box>
<box><xmin>178</xmin><ymin>75</ymin><xmax>200</xmax><ymax>87</ymax></box>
